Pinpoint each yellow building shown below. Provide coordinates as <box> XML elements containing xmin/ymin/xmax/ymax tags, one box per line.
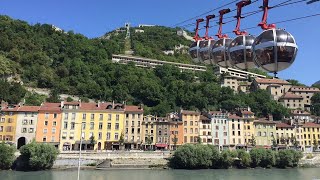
<box><xmin>59</xmin><ymin>102</ymin><xmax>125</xmax><ymax>151</ymax></box>
<box><xmin>253</xmin><ymin>119</ymin><xmax>276</xmax><ymax>148</ymax></box>
<box><xmin>0</xmin><ymin>105</ymin><xmax>19</xmax><ymax>145</ymax></box>
<box><xmin>299</xmin><ymin>122</ymin><xmax>320</xmax><ymax>152</ymax></box>
<box><xmin>142</xmin><ymin>115</ymin><xmax>157</xmax><ymax>150</ymax></box>
<box><xmin>275</xmin><ymin>122</ymin><xmax>295</xmax><ymax>148</ymax></box>
<box><xmin>228</xmin><ymin>114</ymin><xmax>244</xmax><ymax>149</ymax></box>
<box><xmin>181</xmin><ymin>110</ymin><xmax>200</xmax><ymax>144</ymax></box>
<box><xmin>240</xmin><ymin>110</ymin><xmax>255</xmax><ymax>148</ymax></box>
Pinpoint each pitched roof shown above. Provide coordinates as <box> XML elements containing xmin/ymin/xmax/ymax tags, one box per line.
<box><xmin>181</xmin><ymin>110</ymin><xmax>200</xmax><ymax>115</ymax></box>
<box><xmin>18</xmin><ymin>106</ymin><xmax>40</xmax><ymax>112</ymax></box>
<box><xmin>290</xmin><ymin>86</ymin><xmax>320</xmax><ymax>92</ymax></box>
<box><xmin>301</xmin><ymin>122</ymin><xmax>320</xmax><ymax>128</ymax></box>
<box><xmin>39</xmin><ymin>103</ymin><xmax>61</xmax><ymax>112</ymax></box>
<box><xmin>254</xmin><ymin>78</ymin><xmax>290</xmax><ymax>85</ymax></box>
<box><xmin>276</xmin><ymin>122</ymin><xmax>294</xmax><ymax>128</ymax></box>
<box><xmin>200</xmin><ymin>115</ymin><xmax>210</xmax><ymax>121</ymax></box>
<box><xmin>254</xmin><ymin>119</ymin><xmax>276</xmax><ymax>124</ymax></box>
<box><xmin>291</xmin><ymin>110</ymin><xmax>311</xmax><ymax>115</ymax></box>
<box><xmin>241</xmin><ymin>111</ymin><xmax>254</xmax><ymax>115</ymax></box>
<box><xmin>228</xmin><ymin>114</ymin><xmax>242</xmax><ymax>119</ymax></box>
<box><xmin>125</xmin><ymin>105</ymin><xmax>143</xmax><ymax>112</ymax></box>
<box><xmin>1</xmin><ymin>105</ymin><xmax>20</xmax><ymax>112</ymax></box>
<box><xmin>79</xmin><ymin>102</ymin><xmax>124</xmax><ymax>111</ymax></box>
<box><xmin>279</xmin><ymin>92</ymin><xmax>303</xmax><ymax>99</ymax></box>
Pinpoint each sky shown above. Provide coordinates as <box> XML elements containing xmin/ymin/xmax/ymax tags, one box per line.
<box><xmin>0</xmin><ymin>0</ymin><xmax>319</xmax><ymax>86</ymax></box>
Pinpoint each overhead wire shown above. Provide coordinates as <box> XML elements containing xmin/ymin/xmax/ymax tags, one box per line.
<box><xmin>172</xmin><ymin>0</ymin><xmax>239</xmax><ymax>27</ymax></box>
<box><xmin>180</xmin><ymin>0</ymin><xmax>314</xmax><ymax>32</ymax></box>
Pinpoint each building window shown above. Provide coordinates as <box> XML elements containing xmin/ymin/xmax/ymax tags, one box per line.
<box><xmin>132</xmin><ymin>114</ymin><xmax>135</xmax><ymax>119</ymax></box>
<box><xmin>184</xmin><ymin>121</ymin><xmax>187</xmax><ymax>126</ymax></box>
<box><xmin>91</xmin><ymin>114</ymin><xmax>95</xmax><ymax>120</ymax></box>
<box><xmin>115</xmin><ymin>133</ymin><xmax>119</xmax><ymax>140</ymax></box>
<box><xmin>107</xmin><ymin>123</ymin><xmax>111</xmax><ymax>130</ymax></box>
<box><xmin>45</xmin><ymin>121</ymin><xmax>48</xmax><ymax>126</ymax></box>
<box><xmin>108</xmin><ymin>114</ymin><xmax>112</xmax><ymax>121</ymax></box>
<box><xmin>99</xmin><ymin>114</ymin><xmax>103</xmax><ymax>121</ymax></box>
<box><xmin>64</xmin><ymin>122</ymin><xmax>68</xmax><ymax>129</ymax></box>
<box><xmin>90</xmin><ymin>122</ymin><xmax>94</xmax><ymax>130</ymax></box>
<box><xmin>29</xmin><ymin>128</ymin><xmax>34</xmax><ymax>133</ymax></box>
<box><xmin>107</xmin><ymin>133</ymin><xmax>111</xmax><ymax>140</ymax></box>
<box><xmin>22</xmin><ymin>128</ymin><xmax>27</xmax><ymax>133</ymax></box>
<box><xmin>71</xmin><ymin>113</ymin><xmax>76</xmax><ymax>120</ymax></box>
<box><xmin>43</xmin><ymin>137</ymin><xmax>47</xmax><ymax>142</ymax></box>
<box><xmin>23</xmin><ymin>119</ymin><xmax>28</xmax><ymax>125</ymax></box>
<box><xmin>98</xmin><ymin>132</ymin><xmax>102</xmax><ymax>140</ymax></box>
<box><xmin>71</xmin><ymin>122</ymin><xmax>75</xmax><ymax>130</ymax></box>
<box><xmin>126</xmin><ymin>114</ymin><xmax>129</xmax><ymax>118</ymax></box>
<box><xmin>190</xmin><ymin>128</ymin><xmax>193</xmax><ymax>134</ymax></box>
<box><xmin>0</xmin><ymin>118</ymin><xmax>5</xmax><ymax>123</ymax></box>
<box><xmin>132</xmin><ymin>121</ymin><xmax>135</xmax><ymax>126</ymax></box>
<box><xmin>52</xmin><ymin>128</ymin><xmax>56</xmax><ymax>134</ymax></box>
<box><xmin>29</xmin><ymin>120</ymin><xmax>33</xmax><ymax>125</ymax></box>
<box><xmin>99</xmin><ymin>123</ymin><xmax>103</xmax><ymax>130</ymax></box>
<box><xmin>138</xmin><ymin>121</ymin><xmax>140</xmax><ymax>127</ymax></box>
<box><xmin>83</xmin><ymin>113</ymin><xmax>86</xmax><ymax>120</ymax></box>
<box><xmin>116</xmin><ymin>114</ymin><xmax>119</xmax><ymax>121</ymax></box>
<box><xmin>190</xmin><ymin>121</ymin><xmax>193</xmax><ymax>126</ymax></box>
<box><xmin>1</xmin><ymin>126</ymin><xmax>5</xmax><ymax>132</ymax></box>
<box><xmin>43</xmin><ymin>129</ymin><xmax>48</xmax><ymax>134</ymax></box>
<box><xmin>53</xmin><ymin>121</ymin><xmax>57</xmax><ymax>126</ymax></box>
<box><xmin>64</xmin><ymin>113</ymin><xmax>68</xmax><ymax>120</ymax></box>
<box><xmin>54</xmin><ymin>113</ymin><xmax>57</xmax><ymax>119</ymax></box>
<box><xmin>115</xmin><ymin>123</ymin><xmax>119</xmax><ymax>130</ymax></box>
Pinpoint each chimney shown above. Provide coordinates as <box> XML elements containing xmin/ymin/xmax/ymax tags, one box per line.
<box><xmin>97</xmin><ymin>101</ymin><xmax>100</xmax><ymax>108</ymax></box>
<box><xmin>139</xmin><ymin>103</ymin><xmax>143</xmax><ymax>110</ymax></box>
<box><xmin>268</xmin><ymin>114</ymin><xmax>273</xmax><ymax>121</ymax></box>
<box><xmin>112</xmin><ymin>100</ymin><xmax>114</xmax><ymax>108</ymax></box>
<box><xmin>60</xmin><ymin>101</ymin><xmax>64</xmax><ymax>109</ymax></box>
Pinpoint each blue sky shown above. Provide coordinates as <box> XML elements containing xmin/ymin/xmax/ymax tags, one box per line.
<box><xmin>0</xmin><ymin>0</ymin><xmax>319</xmax><ymax>85</ymax></box>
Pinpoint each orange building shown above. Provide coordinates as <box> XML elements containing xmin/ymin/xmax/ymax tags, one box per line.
<box><xmin>168</xmin><ymin>113</ymin><xmax>184</xmax><ymax>150</ymax></box>
<box><xmin>36</xmin><ymin>103</ymin><xmax>62</xmax><ymax>148</ymax></box>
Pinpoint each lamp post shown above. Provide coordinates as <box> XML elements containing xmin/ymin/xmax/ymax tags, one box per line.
<box><xmin>77</xmin><ymin>122</ymin><xmax>84</xmax><ymax>180</ymax></box>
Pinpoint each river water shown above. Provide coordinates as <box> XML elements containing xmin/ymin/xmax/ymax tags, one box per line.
<box><xmin>1</xmin><ymin>169</ymin><xmax>320</xmax><ymax>180</ymax></box>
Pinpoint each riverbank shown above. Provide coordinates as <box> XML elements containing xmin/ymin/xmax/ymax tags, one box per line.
<box><xmin>53</xmin><ymin>151</ymin><xmax>320</xmax><ymax>170</ymax></box>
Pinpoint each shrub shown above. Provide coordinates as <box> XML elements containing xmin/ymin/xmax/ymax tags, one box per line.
<box><xmin>13</xmin><ymin>142</ymin><xmax>59</xmax><ymax>171</ymax></box>
<box><xmin>219</xmin><ymin>150</ymin><xmax>235</xmax><ymax>169</ymax></box>
<box><xmin>250</xmin><ymin>148</ymin><xmax>265</xmax><ymax>167</ymax></box>
<box><xmin>260</xmin><ymin>149</ymin><xmax>275</xmax><ymax>168</ymax></box>
<box><xmin>0</xmin><ymin>142</ymin><xmax>16</xmax><ymax>170</ymax></box>
<box><xmin>276</xmin><ymin>150</ymin><xmax>294</xmax><ymax>168</ymax></box>
<box><xmin>235</xmin><ymin>149</ymin><xmax>251</xmax><ymax>168</ymax></box>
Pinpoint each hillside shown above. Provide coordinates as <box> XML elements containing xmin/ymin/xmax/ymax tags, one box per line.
<box><xmin>0</xmin><ymin>15</ymin><xmax>288</xmax><ymax>118</ymax></box>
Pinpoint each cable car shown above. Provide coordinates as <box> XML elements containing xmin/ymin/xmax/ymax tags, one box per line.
<box><xmin>199</xmin><ymin>15</ymin><xmax>216</xmax><ymax>65</ymax></box>
<box><xmin>212</xmin><ymin>9</ymin><xmax>233</xmax><ymax>68</ymax></box>
<box><xmin>252</xmin><ymin>0</ymin><xmax>298</xmax><ymax>76</ymax></box>
<box><xmin>189</xmin><ymin>18</ymin><xmax>204</xmax><ymax>63</ymax></box>
<box><xmin>228</xmin><ymin>0</ymin><xmax>256</xmax><ymax>70</ymax></box>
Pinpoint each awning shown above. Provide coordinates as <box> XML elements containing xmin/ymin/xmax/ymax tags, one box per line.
<box><xmin>155</xmin><ymin>143</ymin><xmax>168</xmax><ymax>148</ymax></box>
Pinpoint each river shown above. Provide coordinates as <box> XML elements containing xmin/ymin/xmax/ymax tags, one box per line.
<box><xmin>1</xmin><ymin>169</ymin><xmax>320</xmax><ymax>180</ymax></box>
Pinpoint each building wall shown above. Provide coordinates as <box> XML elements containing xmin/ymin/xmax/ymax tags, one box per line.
<box><xmin>276</xmin><ymin>127</ymin><xmax>295</xmax><ymax>145</ymax></box>
<box><xmin>228</xmin><ymin>117</ymin><xmax>244</xmax><ymax>147</ymax></box>
<box><xmin>15</xmin><ymin>111</ymin><xmax>38</xmax><ymax>145</ymax></box>
<box><xmin>124</xmin><ymin>112</ymin><xmax>143</xmax><ymax>148</ymax></box>
<box><xmin>243</xmin><ymin>119</ymin><xmax>255</xmax><ymax>146</ymax></box>
<box><xmin>254</xmin><ymin>123</ymin><xmax>276</xmax><ymax>146</ymax></box>
<box><xmin>36</xmin><ymin>110</ymin><xmax>62</xmax><ymax>145</ymax></box>
<box><xmin>182</xmin><ymin>112</ymin><xmax>200</xmax><ymax>144</ymax></box>
<box><xmin>142</xmin><ymin>115</ymin><xmax>157</xmax><ymax>146</ymax></box>
<box><xmin>0</xmin><ymin>111</ymin><xmax>18</xmax><ymax>144</ymax></box>
<box><xmin>156</xmin><ymin>121</ymin><xmax>170</xmax><ymax>146</ymax></box>
<box><xmin>279</xmin><ymin>98</ymin><xmax>303</xmax><ymax>109</ymax></box>
<box><xmin>169</xmin><ymin>121</ymin><xmax>184</xmax><ymax>149</ymax></box>
<box><xmin>211</xmin><ymin>114</ymin><xmax>229</xmax><ymax>148</ymax></box>
<box><xmin>199</xmin><ymin>119</ymin><xmax>212</xmax><ymax>145</ymax></box>
<box><xmin>301</xmin><ymin>127</ymin><xmax>320</xmax><ymax>147</ymax></box>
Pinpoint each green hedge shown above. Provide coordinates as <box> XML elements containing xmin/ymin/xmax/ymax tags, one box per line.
<box><xmin>0</xmin><ymin>142</ymin><xmax>16</xmax><ymax>170</ymax></box>
<box><xmin>169</xmin><ymin>144</ymin><xmax>303</xmax><ymax>169</ymax></box>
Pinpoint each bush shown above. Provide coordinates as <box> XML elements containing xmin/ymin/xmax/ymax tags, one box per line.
<box><xmin>219</xmin><ymin>150</ymin><xmax>235</xmax><ymax>169</ymax></box>
<box><xmin>13</xmin><ymin>142</ymin><xmax>59</xmax><ymax>171</ymax></box>
<box><xmin>235</xmin><ymin>149</ymin><xmax>251</xmax><ymax>168</ymax></box>
<box><xmin>250</xmin><ymin>148</ymin><xmax>265</xmax><ymax>167</ymax></box>
<box><xmin>0</xmin><ymin>142</ymin><xmax>16</xmax><ymax>170</ymax></box>
<box><xmin>276</xmin><ymin>150</ymin><xmax>294</xmax><ymax>168</ymax></box>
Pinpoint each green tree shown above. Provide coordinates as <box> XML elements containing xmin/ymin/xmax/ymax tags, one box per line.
<box><xmin>313</xmin><ymin>139</ymin><xmax>319</xmax><ymax>151</ymax></box>
<box><xmin>66</xmin><ymin>97</ymin><xmax>74</xmax><ymax>102</ymax></box>
<box><xmin>311</xmin><ymin>93</ymin><xmax>320</xmax><ymax>116</ymax></box>
<box><xmin>235</xmin><ymin>149</ymin><xmax>251</xmax><ymax>168</ymax></box>
<box><xmin>13</xmin><ymin>142</ymin><xmax>59</xmax><ymax>171</ymax></box>
<box><xmin>24</xmin><ymin>92</ymin><xmax>46</xmax><ymax>106</ymax></box>
<box><xmin>0</xmin><ymin>142</ymin><xmax>16</xmax><ymax>170</ymax></box>
<box><xmin>145</xmin><ymin>135</ymin><xmax>153</xmax><ymax>150</ymax></box>
<box><xmin>89</xmin><ymin>136</ymin><xmax>96</xmax><ymax>150</ymax></box>
<box><xmin>251</xmin><ymin>135</ymin><xmax>256</xmax><ymax>147</ymax></box>
<box><xmin>286</xmin><ymin>79</ymin><xmax>305</xmax><ymax>86</ymax></box>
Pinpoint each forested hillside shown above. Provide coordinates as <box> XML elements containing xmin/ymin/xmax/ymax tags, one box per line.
<box><xmin>0</xmin><ymin>15</ymin><xmax>288</xmax><ymax>118</ymax></box>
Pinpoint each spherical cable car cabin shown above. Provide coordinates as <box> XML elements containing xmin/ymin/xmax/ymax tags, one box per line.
<box><xmin>189</xmin><ymin>18</ymin><xmax>204</xmax><ymax>63</ymax></box>
<box><xmin>228</xmin><ymin>0</ymin><xmax>256</xmax><ymax>71</ymax></box>
<box><xmin>212</xmin><ymin>9</ymin><xmax>233</xmax><ymax>68</ymax></box>
<box><xmin>198</xmin><ymin>15</ymin><xmax>216</xmax><ymax>65</ymax></box>
<box><xmin>252</xmin><ymin>0</ymin><xmax>298</xmax><ymax>76</ymax></box>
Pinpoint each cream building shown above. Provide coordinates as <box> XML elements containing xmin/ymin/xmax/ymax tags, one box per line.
<box><xmin>289</xmin><ymin>86</ymin><xmax>320</xmax><ymax>111</ymax></box>
<box><xmin>181</xmin><ymin>110</ymin><xmax>200</xmax><ymax>144</ymax></box>
<box><xmin>142</xmin><ymin>115</ymin><xmax>157</xmax><ymax>150</ymax></box>
<box><xmin>124</xmin><ymin>105</ymin><xmax>144</xmax><ymax>150</ymax></box>
<box><xmin>228</xmin><ymin>114</ymin><xmax>245</xmax><ymax>149</ymax></box>
<box><xmin>278</xmin><ymin>92</ymin><xmax>304</xmax><ymax>109</ymax></box>
<box><xmin>251</xmin><ymin>78</ymin><xmax>292</xmax><ymax>100</ymax></box>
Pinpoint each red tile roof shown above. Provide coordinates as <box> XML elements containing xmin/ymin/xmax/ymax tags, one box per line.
<box><xmin>181</xmin><ymin>110</ymin><xmax>200</xmax><ymax>115</ymax></box>
<box><xmin>18</xmin><ymin>106</ymin><xmax>40</xmax><ymax>112</ymax></box>
<box><xmin>1</xmin><ymin>105</ymin><xmax>20</xmax><ymax>112</ymax></box>
<box><xmin>276</xmin><ymin>122</ymin><xmax>294</xmax><ymax>128</ymax></box>
<box><xmin>280</xmin><ymin>92</ymin><xmax>303</xmax><ymax>99</ymax></box>
<box><xmin>80</xmin><ymin>102</ymin><xmax>125</xmax><ymax>111</ymax></box>
<box><xmin>254</xmin><ymin>120</ymin><xmax>276</xmax><ymax>124</ymax></box>
<box><xmin>125</xmin><ymin>105</ymin><xmax>143</xmax><ymax>112</ymax></box>
<box><xmin>291</xmin><ymin>110</ymin><xmax>311</xmax><ymax>115</ymax></box>
<box><xmin>302</xmin><ymin>122</ymin><xmax>320</xmax><ymax>128</ymax></box>
<box><xmin>39</xmin><ymin>103</ymin><xmax>61</xmax><ymax>112</ymax></box>
<box><xmin>290</xmin><ymin>86</ymin><xmax>320</xmax><ymax>92</ymax></box>
<box><xmin>200</xmin><ymin>115</ymin><xmax>210</xmax><ymax>121</ymax></box>
<box><xmin>255</xmin><ymin>78</ymin><xmax>290</xmax><ymax>85</ymax></box>
<box><xmin>228</xmin><ymin>114</ymin><xmax>242</xmax><ymax>119</ymax></box>
<box><xmin>241</xmin><ymin>111</ymin><xmax>254</xmax><ymax>115</ymax></box>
